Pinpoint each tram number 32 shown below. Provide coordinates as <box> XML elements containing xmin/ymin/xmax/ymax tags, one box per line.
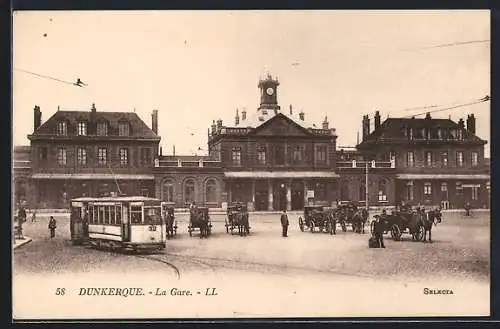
<box><xmin>148</xmin><ymin>225</ymin><xmax>157</xmax><ymax>232</ymax></box>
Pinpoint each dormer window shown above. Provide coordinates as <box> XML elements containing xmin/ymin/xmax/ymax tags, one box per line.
<box><xmin>118</xmin><ymin>121</ymin><xmax>130</xmax><ymax>136</ymax></box>
<box><xmin>56</xmin><ymin>121</ymin><xmax>67</xmax><ymax>136</ymax></box>
<box><xmin>457</xmin><ymin>128</ymin><xmax>463</xmax><ymax>140</ymax></box>
<box><xmin>96</xmin><ymin>121</ymin><xmax>108</xmax><ymax>136</ymax></box>
<box><xmin>77</xmin><ymin>121</ymin><xmax>87</xmax><ymax>136</ymax></box>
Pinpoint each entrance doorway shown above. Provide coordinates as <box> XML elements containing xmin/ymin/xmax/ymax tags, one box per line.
<box><xmin>273</xmin><ymin>181</ymin><xmax>287</xmax><ymax>211</ymax></box>
<box><xmin>291</xmin><ymin>181</ymin><xmax>304</xmax><ymax>210</ymax></box>
<box><xmin>254</xmin><ymin>181</ymin><xmax>268</xmax><ymax>211</ymax></box>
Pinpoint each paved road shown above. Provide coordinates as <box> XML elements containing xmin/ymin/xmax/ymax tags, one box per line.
<box><xmin>13</xmin><ymin>211</ymin><xmax>490</xmax><ymax>318</ymax></box>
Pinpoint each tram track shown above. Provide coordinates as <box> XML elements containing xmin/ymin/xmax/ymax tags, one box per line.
<box><xmin>127</xmin><ymin>254</ymin><xmax>181</xmax><ymax>279</ymax></box>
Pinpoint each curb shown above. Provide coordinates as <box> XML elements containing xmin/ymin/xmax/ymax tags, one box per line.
<box><xmin>13</xmin><ymin>237</ymin><xmax>33</xmax><ymax>250</ymax></box>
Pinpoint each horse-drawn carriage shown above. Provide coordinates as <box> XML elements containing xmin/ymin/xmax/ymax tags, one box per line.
<box><xmin>162</xmin><ymin>204</ymin><xmax>177</xmax><ymax>239</ymax></box>
<box><xmin>371</xmin><ymin>210</ymin><xmax>424</xmax><ymax>241</ymax></box>
<box><xmin>188</xmin><ymin>206</ymin><xmax>212</xmax><ymax>238</ymax></box>
<box><xmin>299</xmin><ymin>205</ymin><xmax>335</xmax><ymax>234</ymax></box>
<box><xmin>335</xmin><ymin>202</ymin><xmax>368</xmax><ymax>233</ymax></box>
<box><xmin>225</xmin><ymin>203</ymin><xmax>250</xmax><ymax>236</ymax></box>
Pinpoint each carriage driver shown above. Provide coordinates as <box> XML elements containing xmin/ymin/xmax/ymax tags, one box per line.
<box><xmin>379</xmin><ymin>209</ymin><xmax>388</xmax><ymax>226</ymax></box>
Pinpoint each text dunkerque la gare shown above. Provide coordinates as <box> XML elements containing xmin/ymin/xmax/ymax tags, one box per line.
<box><xmin>55</xmin><ymin>287</ymin><xmax>218</xmax><ymax>298</ymax></box>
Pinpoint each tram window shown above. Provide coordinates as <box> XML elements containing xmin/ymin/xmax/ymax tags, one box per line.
<box><xmin>110</xmin><ymin>206</ymin><xmax>115</xmax><ymax>224</ymax></box>
<box><xmin>104</xmin><ymin>206</ymin><xmax>110</xmax><ymax>224</ymax></box>
<box><xmin>88</xmin><ymin>206</ymin><xmax>94</xmax><ymax>224</ymax></box>
<box><xmin>98</xmin><ymin>206</ymin><xmax>105</xmax><ymax>224</ymax></box>
<box><xmin>130</xmin><ymin>206</ymin><xmax>142</xmax><ymax>224</ymax></box>
<box><xmin>144</xmin><ymin>207</ymin><xmax>161</xmax><ymax>224</ymax></box>
<box><xmin>116</xmin><ymin>205</ymin><xmax>122</xmax><ymax>224</ymax></box>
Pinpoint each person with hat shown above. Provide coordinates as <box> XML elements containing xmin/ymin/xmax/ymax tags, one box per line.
<box><xmin>280</xmin><ymin>210</ymin><xmax>289</xmax><ymax>237</ymax></box>
<box><xmin>48</xmin><ymin>216</ymin><xmax>57</xmax><ymax>239</ymax></box>
<box><xmin>372</xmin><ymin>215</ymin><xmax>386</xmax><ymax>248</ymax></box>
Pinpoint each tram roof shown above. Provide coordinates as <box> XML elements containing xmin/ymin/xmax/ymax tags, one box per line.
<box><xmin>71</xmin><ymin>196</ymin><xmax>161</xmax><ymax>203</ymax></box>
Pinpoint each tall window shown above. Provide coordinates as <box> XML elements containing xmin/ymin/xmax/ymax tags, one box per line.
<box><xmin>409</xmin><ymin>128</ymin><xmax>413</xmax><ymax>140</ymax></box>
<box><xmin>57</xmin><ymin>148</ymin><xmax>67</xmax><ymax>165</ymax></box>
<box><xmin>38</xmin><ymin>147</ymin><xmax>47</xmax><ymax>161</ymax></box>
<box><xmin>340</xmin><ymin>180</ymin><xmax>349</xmax><ymax>201</ymax></box>
<box><xmin>471</xmin><ymin>152</ymin><xmax>479</xmax><ymax>168</ymax></box>
<box><xmin>441</xmin><ymin>182</ymin><xmax>448</xmax><ymax>201</ymax></box>
<box><xmin>437</xmin><ymin>128</ymin><xmax>442</xmax><ymax>139</ymax></box>
<box><xmin>424</xmin><ymin>182</ymin><xmax>432</xmax><ymax>195</ymax></box>
<box><xmin>96</xmin><ymin>121</ymin><xmax>108</xmax><ymax>136</ymax></box>
<box><xmin>205</xmin><ymin>179</ymin><xmax>217</xmax><ymax>203</ymax></box>
<box><xmin>315</xmin><ymin>182</ymin><xmax>327</xmax><ymax>200</ymax></box>
<box><xmin>184</xmin><ymin>179</ymin><xmax>195</xmax><ymax>204</ymax></box>
<box><xmin>232</xmin><ymin>148</ymin><xmax>241</xmax><ymax>166</ymax></box>
<box><xmin>315</xmin><ymin>145</ymin><xmax>327</xmax><ymax>164</ymax></box>
<box><xmin>456</xmin><ymin>181</ymin><xmax>463</xmax><ymax>195</ymax></box>
<box><xmin>359</xmin><ymin>184</ymin><xmax>366</xmax><ymax>201</ymax></box>
<box><xmin>141</xmin><ymin>148</ymin><xmax>151</xmax><ymax>165</ymax></box>
<box><xmin>118</xmin><ymin>122</ymin><xmax>130</xmax><ymax>136</ymax></box>
<box><xmin>442</xmin><ymin>151</ymin><xmax>448</xmax><ymax>167</ymax></box>
<box><xmin>77</xmin><ymin>148</ymin><xmax>87</xmax><ymax>166</ymax></box>
<box><xmin>293</xmin><ymin>145</ymin><xmax>305</xmax><ymax>163</ymax></box>
<box><xmin>456</xmin><ymin>151</ymin><xmax>464</xmax><ymax>167</ymax></box>
<box><xmin>472</xmin><ymin>186</ymin><xmax>478</xmax><ymax>200</ymax></box>
<box><xmin>406</xmin><ymin>151</ymin><xmax>415</xmax><ymax>167</ymax></box>
<box><xmin>119</xmin><ymin>148</ymin><xmax>129</xmax><ymax>166</ymax></box>
<box><xmin>425</xmin><ymin>151</ymin><xmax>433</xmax><ymax>167</ymax></box>
<box><xmin>77</xmin><ymin>122</ymin><xmax>87</xmax><ymax>136</ymax></box>
<box><xmin>457</xmin><ymin>129</ymin><xmax>463</xmax><ymax>140</ymax></box>
<box><xmin>378</xmin><ymin>179</ymin><xmax>387</xmax><ymax>202</ymax></box>
<box><xmin>406</xmin><ymin>181</ymin><xmax>414</xmax><ymax>201</ymax></box>
<box><xmin>257</xmin><ymin>147</ymin><xmax>266</xmax><ymax>165</ymax></box>
<box><xmin>274</xmin><ymin>144</ymin><xmax>286</xmax><ymax>165</ymax></box>
<box><xmin>98</xmin><ymin>147</ymin><xmax>107</xmax><ymax>165</ymax></box>
<box><xmin>56</xmin><ymin>121</ymin><xmax>67</xmax><ymax>135</ymax></box>
<box><xmin>162</xmin><ymin>180</ymin><xmax>174</xmax><ymax>202</ymax></box>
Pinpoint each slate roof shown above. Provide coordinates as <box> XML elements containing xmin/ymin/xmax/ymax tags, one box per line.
<box><xmin>232</xmin><ymin>108</ymin><xmax>320</xmax><ymax>130</ymax></box>
<box><xmin>29</xmin><ymin>109</ymin><xmax>159</xmax><ymax>139</ymax></box>
<box><xmin>358</xmin><ymin>117</ymin><xmax>486</xmax><ymax>147</ymax></box>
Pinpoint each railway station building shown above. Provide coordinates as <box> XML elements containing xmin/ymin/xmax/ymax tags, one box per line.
<box><xmin>15</xmin><ymin>75</ymin><xmax>489</xmax><ymax>210</ymax></box>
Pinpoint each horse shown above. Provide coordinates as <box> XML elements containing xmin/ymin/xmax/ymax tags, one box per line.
<box><xmin>421</xmin><ymin>209</ymin><xmax>442</xmax><ymax>243</ymax></box>
<box><xmin>236</xmin><ymin>212</ymin><xmax>249</xmax><ymax>237</ymax></box>
<box><xmin>352</xmin><ymin>208</ymin><xmax>369</xmax><ymax>234</ymax></box>
<box><xmin>197</xmin><ymin>212</ymin><xmax>210</xmax><ymax>239</ymax></box>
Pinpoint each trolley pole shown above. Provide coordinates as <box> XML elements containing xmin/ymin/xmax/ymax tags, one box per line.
<box><xmin>365</xmin><ymin>161</ymin><xmax>369</xmax><ymax>210</ymax></box>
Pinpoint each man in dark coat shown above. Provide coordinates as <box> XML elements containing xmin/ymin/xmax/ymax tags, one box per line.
<box><xmin>48</xmin><ymin>216</ymin><xmax>57</xmax><ymax>239</ymax></box>
<box><xmin>280</xmin><ymin>210</ymin><xmax>289</xmax><ymax>237</ymax></box>
<box><xmin>373</xmin><ymin>215</ymin><xmax>386</xmax><ymax>248</ymax></box>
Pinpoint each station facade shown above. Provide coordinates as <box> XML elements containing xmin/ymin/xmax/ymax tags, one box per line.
<box><xmin>14</xmin><ymin>75</ymin><xmax>490</xmax><ymax>210</ymax></box>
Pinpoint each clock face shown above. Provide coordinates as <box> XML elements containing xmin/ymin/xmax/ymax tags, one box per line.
<box><xmin>266</xmin><ymin>87</ymin><xmax>274</xmax><ymax>96</ymax></box>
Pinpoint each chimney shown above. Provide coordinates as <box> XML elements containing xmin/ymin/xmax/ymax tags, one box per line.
<box><xmin>289</xmin><ymin>104</ymin><xmax>293</xmax><ymax>115</ymax></box>
<box><xmin>467</xmin><ymin>114</ymin><xmax>476</xmax><ymax>134</ymax></box>
<box><xmin>374</xmin><ymin>111</ymin><xmax>381</xmax><ymax>130</ymax></box>
<box><xmin>458</xmin><ymin>118</ymin><xmax>465</xmax><ymax>129</ymax></box>
<box><xmin>159</xmin><ymin>146</ymin><xmax>163</xmax><ymax>156</ymax></box>
<box><xmin>241</xmin><ymin>108</ymin><xmax>247</xmax><ymax>121</ymax></box>
<box><xmin>173</xmin><ymin>145</ymin><xmax>176</xmax><ymax>157</ymax></box>
<box><xmin>362</xmin><ymin>115</ymin><xmax>370</xmax><ymax>140</ymax></box>
<box><xmin>211</xmin><ymin>120</ymin><xmax>217</xmax><ymax>135</ymax></box>
<box><xmin>33</xmin><ymin>105</ymin><xmax>42</xmax><ymax>132</ymax></box>
<box><xmin>425</xmin><ymin>112</ymin><xmax>431</xmax><ymax>120</ymax></box>
<box><xmin>322</xmin><ymin>116</ymin><xmax>329</xmax><ymax>129</ymax></box>
<box><xmin>91</xmin><ymin>103</ymin><xmax>96</xmax><ymax>113</ymax></box>
<box><xmin>299</xmin><ymin>111</ymin><xmax>305</xmax><ymax>121</ymax></box>
<box><xmin>235</xmin><ymin>109</ymin><xmax>240</xmax><ymax>125</ymax></box>
<box><xmin>217</xmin><ymin>119</ymin><xmax>222</xmax><ymax>132</ymax></box>
<box><xmin>151</xmin><ymin>109</ymin><xmax>158</xmax><ymax>134</ymax></box>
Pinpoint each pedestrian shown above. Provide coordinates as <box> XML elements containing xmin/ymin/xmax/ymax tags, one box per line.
<box><xmin>31</xmin><ymin>208</ymin><xmax>37</xmax><ymax>223</ymax></box>
<box><xmin>280</xmin><ymin>210</ymin><xmax>289</xmax><ymax>237</ymax></box>
<box><xmin>373</xmin><ymin>215</ymin><xmax>386</xmax><ymax>248</ymax></box>
<box><xmin>48</xmin><ymin>216</ymin><xmax>57</xmax><ymax>239</ymax></box>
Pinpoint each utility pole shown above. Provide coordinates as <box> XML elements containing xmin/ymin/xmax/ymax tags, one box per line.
<box><xmin>365</xmin><ymin>161</ymin><xmax>369</xmax><ymax>210</ymax></box>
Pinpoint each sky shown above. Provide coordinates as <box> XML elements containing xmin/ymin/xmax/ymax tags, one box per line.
<box><xmin>12</xmin><ymin>10</ymin><xmax>490</xmax><ymax>157</ymax></box>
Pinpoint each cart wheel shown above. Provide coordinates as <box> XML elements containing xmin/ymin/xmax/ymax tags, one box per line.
<box><xmin>370</xmin><ymin>221</ymin><xmax>375</xmax><ymax>235</ymax></box>
<box><xmin>414</xmin><ymin>225</ymin><xmax>424</xmax><ymax>241</ymax></box>
<box><xmin>391</xmin><ymin>224</ymin><xmax>401</xmax><ymax>241</ymax></box>
<box><xmin>341</xmin><ymin>221</ymin><xmax>347</xmax><ymax>232</ymax></box>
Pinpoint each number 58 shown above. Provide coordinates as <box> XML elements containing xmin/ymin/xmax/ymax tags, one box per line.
<box><xmin>55</xmin><ymin>288</ymin><xmax>66</xmax><ymax>295</ymax></box>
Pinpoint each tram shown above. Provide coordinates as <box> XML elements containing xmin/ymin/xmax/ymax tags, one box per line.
<box><xmin>70</xmin><ymin>196</ymin><xmax>167</xmax><ymax>251</ymax></box>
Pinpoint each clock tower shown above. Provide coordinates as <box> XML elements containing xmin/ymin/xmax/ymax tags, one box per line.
<box><xmin>258</xmin><ymin>73</ymin><xmax>280</xmax><ymax>111</ymax></box>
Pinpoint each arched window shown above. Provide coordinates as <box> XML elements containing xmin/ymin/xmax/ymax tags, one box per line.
<box><xmin>359</xmin><ymin>183</ymin><xmax>366</xmax><ymax>201</ymax></box>
<box><xmin>163</xmin><ymin>179</ymin><xmax>174</xmax><ymax>202</ymax></box>
<box><xmin>184</xmin><ymin>179</ymin><xmax>195</xmax><ymax>204</ymax></box>
<box><xmin>378</xmin><ymin>179</ymin><xmax>387</xmax><ymax>202</ymax></box>
<box><xmin>205</xmin><ymin>179</ymin><xmax>217</xmax><ymax>203</ymax></box>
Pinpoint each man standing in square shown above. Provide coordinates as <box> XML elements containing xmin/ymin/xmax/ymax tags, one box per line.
<box><xmin>280</xmin><ymin>210</ymin><xmax>289</xmax><ymax>237</ymax></box>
